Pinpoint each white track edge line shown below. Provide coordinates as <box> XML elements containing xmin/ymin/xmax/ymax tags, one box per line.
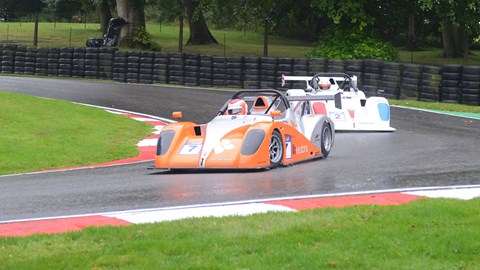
<box><xmin>2</xmin><ymin>184</ymin><xmax>479</xmax><ymax>225</ymax></box>
<box><xmin>392</xmin><ymin>105</ymin><xmax>480</xmax><ymax>120</ymax></box>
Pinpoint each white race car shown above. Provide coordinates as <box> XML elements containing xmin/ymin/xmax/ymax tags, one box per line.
<box><xmin>282</xmin><ymin>73</ymin><xmax>395</xmax><ymax>132</ymax></box>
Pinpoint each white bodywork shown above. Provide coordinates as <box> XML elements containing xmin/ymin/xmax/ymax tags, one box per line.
<box><xmin>283</xmin><ymin>73</ymin><xmax>395</xmax><ymax>132</ymax></box>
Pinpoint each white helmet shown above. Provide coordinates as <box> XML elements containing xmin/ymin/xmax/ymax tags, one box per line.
<box><xmin>318</xmin><ymin>78</ymin><xmax>331</xmax><ymax>90</ymax></box>
<box><xmin>227</xmin><ymin>99</ymin><xmax>248</xmax><ymax>115</ymax></box>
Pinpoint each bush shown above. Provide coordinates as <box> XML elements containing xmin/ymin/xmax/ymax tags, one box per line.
<box><xmin>306</xmin><ymin>28</ymin><xmax>400</xmax><ymax>62</ymax></box>
<box><xmin>131</xmin><ymin>26</ymin><xmax>162</xmax><ymax>51</ymax></box>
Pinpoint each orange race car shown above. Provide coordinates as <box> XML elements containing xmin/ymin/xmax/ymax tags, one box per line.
<box><xmin>155</xmin><ymin>89</ymin><xmax>340</xmax><ymax>170</ymax></box>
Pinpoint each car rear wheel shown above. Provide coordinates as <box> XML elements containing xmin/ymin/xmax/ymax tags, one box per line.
<box><xmin>320</xmin><ymin>122</ymin><xmax>332</xmax><ymax>157</ymax></box>
<box><xmin>269</xmin><ymin>130</ymin><xmax>283</xmax><ymax>167</ymax></box>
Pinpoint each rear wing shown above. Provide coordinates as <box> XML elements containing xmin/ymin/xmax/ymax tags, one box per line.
<box><xmin>286</xmin><ymin>92</ymin><xmax>342</xmax><ymax>110</ymax></box>
<box><xmin>281</xmin><ymin>75</ymin><xmax>313</xmax><ymax>89</ymax></box>
<box><xmin>282</xmin><ymin>74</ymin><xmax>358</xmax><ymax>91</ymax></box>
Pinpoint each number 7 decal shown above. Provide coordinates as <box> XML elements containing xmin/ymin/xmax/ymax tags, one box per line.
<box><xmin>179</xmin><ymin>142</ymin><xmax>203</xmax><ymax>155</ymax></box>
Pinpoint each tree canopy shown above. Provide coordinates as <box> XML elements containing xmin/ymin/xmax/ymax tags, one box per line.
<box><xmin>2</xmin><ymin>0</ymin><xmax>480</xmax><ymax>58</ymax></box>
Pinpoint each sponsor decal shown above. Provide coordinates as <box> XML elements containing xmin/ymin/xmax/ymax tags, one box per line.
<box><xmin>295</xmin><ymin>145</ymin><xmax>309</xmax><ymax>154</ymax></box>
<box><xmin>213</xmin><ymin>139</ymin><xmax>235</xmax><ymax>154</ymax></box>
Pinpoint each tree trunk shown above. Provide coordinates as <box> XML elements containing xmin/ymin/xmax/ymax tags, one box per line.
<box><xmin>116</xmin><ymin>0</ymin><xmax>146</xmax><ymax>47</ymax></box>
<box><xmin>442</xmin><ymin>19</ymin><xmax>466</xmax><ymax>58</ymax></box>
<box><xmin>184</xmin><ymin>0</ymin><xmax>218</xmax><ymax>45</ymax></box>
<box><xmin>407</xmin><ymin>14</ymin><xmax>416</xmax><ymax>51</ymax></box>
<box><xmin>178</xmin><ymin>15</ymin><xmax>184</xmax><ymax>52</ymax></box>
<box><xmin>96</xmin><ymin>0</ymin><xmax>112</xmax><ymax>35</ymax></box>
<box><xmin>263</xmin><ymin>19</ymin><xmax>269</xmax><ymax>57</ymax></box>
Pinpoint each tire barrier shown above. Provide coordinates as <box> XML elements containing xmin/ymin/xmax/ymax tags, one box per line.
<box><xmin>112</xmin><ymin>51</ymin><xmax>127</xmax><ymax>82</ymax></box>
<box><xmin>461</xmin><ymin>66</ymin><xmax>480</xmax><ymax>105</ymax></box>
<box><xmin>399</xmin><ymin>63</ymin><xmax>421</xmax><ymax>100</ymax></box>
<box><xmin>84</xmin><ymin>47</ymin><xmax>99</xmax><ymax>79</ymax></box>
<box><xmin>126</xmin><ymin>51</ymin><xmax>140</xmax><ymax>84</ymax></box>
<box><xmin>35</xmin><ymin>47</ymin><xmax>49</xmax><ymax>76</ymax></box>
<box><xmin>168</xmin><ymin>52</ymin><xmax>184</xmax><ymax>85</ymax></box>
<box><xmin>184</xmin><ymin>53</ymin><xmax>199</xmax><ymax>86</ymax></box>
<box><xmin>363</xmin><ymin>59</ymin><xmax>382</xmax><ymax>96</ymax></box>
<box><xmin>420</xmin><ymin>65</ymin><xmax>442</xmax><ymax>102</ymax></box>
<box><xmin>379</xmin><ymin>62</ymin><xmax>401</xmax><ymax>99</ymax></box>
<box><xmin>260</xmin><ymin>57</ymin><xmax>277</xmax><ymax>89</ymax></box>
<box><xmin>14</xmin><ymin>45</ymin><xmax>26</xmax><ymax>75</ymax></box>
<box><xmin>48</xmin><ymin>48</ymin><xmax>60</xmax><ymax>77</ymax></box>
<box><xmin>0</xmin><ymin>44</ymin><xmax>479</xmax><ymax>106</ymax></box>
<box><xmin>212</xmin><ymin>56</ymin><xmax>226</xmax><ymax>87</ymax></box>
<box><xmin>72</xmin><ymin>47</ymin><xmax>85</xmax><ymax>78</ymax></box>
<box><xmin>307</xmin><ymin>58</ymin><xmax>327</xmax><ymax>75</ymax></box>
<box><xmin>152</xmin><ymin>52</ymin><xmax>168</xmax><ymax>84</ymax></box>
<box><xmin>25</xmin><ymin>47</ymin><xmax>36</xmax><ymax>75</ymax></box>
<box><xmin>277</xmin><ymin>57</ymin><xmax>293</xmax><ymax>89</ymax></box>
<box><xmin>226</xmin><ymin>56</ymin><xmax>243</xmax><ymax>89</ymax></box>
<box><xmin>326</xmin><ymin>59</ymin><xmax>345</xmax><ymax>73</ymax></box>
<box><xmin>198</xmin><ymin>54</ymin><xmax>213</xmax><ymax>87</ymax></box>
<box><xmin>1</xmin><ymin>44</ymin><xmax>16</xmax><ymax>74</ymax></box>
<box><xmin>440</xmin><ymin>65</ymin><xmax>462</xmax><ymax>103</ymax></box>
<box><xmin>139</xmin><ymin>51</ymin><xmax>154</xmax><ymax>84</ymax></box>
<box><xmin>244</xmin><ymin>57</ymin><xmax>260</xmax><ymax>89</ymax></box>
<box><xmin>345</xmin><ymin>60</ymin><xmax>364</xmax><ymax>89</ymax></box>
<box><xmin>59</xmin><ymin>47</ymin><xmax>73</xmax><ymax>77</ymax></box>
<box><xmin>292</xmin><ymin>58</ymin><xmax>308</xmax><ymax>89</ymax></box>
<box><xmin>99</xmin><ymin>47</ymin><xmax>117</xmax><ymax>81</ymax></box>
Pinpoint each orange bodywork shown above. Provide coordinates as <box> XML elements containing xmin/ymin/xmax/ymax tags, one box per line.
<box><xmin>154</xmin><ymin>119</ymin><xmax>322</xmax><ymax>170</ymax></box>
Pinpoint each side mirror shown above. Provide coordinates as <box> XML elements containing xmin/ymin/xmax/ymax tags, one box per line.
<box><xmin>270</xmin><ymin>110</ymin><xmax>281</xmax><ymax>120</ymax></box>
<box><xmin>172</xmin><ymin>111</ymin><xmax>183</xmax><ymax>119</ymax></box>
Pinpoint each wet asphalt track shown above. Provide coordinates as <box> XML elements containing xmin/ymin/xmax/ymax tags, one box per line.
<box><xmin>1</xmin><ymin>76</ymin><xmax>479</xmax><ymax>221</ymax></box>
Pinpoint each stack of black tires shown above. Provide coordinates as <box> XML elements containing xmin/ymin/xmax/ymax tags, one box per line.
<box><xmin>419</xmin><ymin>65</ymin><xmax>442</xmax><ymax>102</ymax></box>
<box><xmin>440</xmin><ymin>65</ymin><xmax>462</xmax><ymax>103</ymax></box>
<box><xmin>460</xmin><ymin>66</ymin><xmax>480</xmax><ymax>105</ymax></box>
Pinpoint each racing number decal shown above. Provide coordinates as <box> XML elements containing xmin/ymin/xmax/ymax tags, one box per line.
<box><xmin>285</xmin><ymin>136</ymin><xmax>292</xmax><ymax>159</ymax></box>
<box><xmin>329</xmin><ymin>111</ymin><xmax>346</xmax><ymax>121</ymax></box>
<box><xmin>179</xmin><ymin>142</ymin><xmax>203</xmax><ymax>155</ymax></box>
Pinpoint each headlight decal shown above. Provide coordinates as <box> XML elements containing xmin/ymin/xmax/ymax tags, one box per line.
<box><xmin>241</xmin><ymin>129</ymin><xmax>265</xmax><ymax>155</ymax></box>
<box><xmin>156</xmin><ymin>130</ymin><xmax>175</xmax><ymax>155</ymax></box>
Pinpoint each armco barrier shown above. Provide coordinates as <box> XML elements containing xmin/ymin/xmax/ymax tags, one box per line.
<box><xmin>1</xmin><ymin>44</ymin><xmax>479</xmax><ymax>105</ymax></box>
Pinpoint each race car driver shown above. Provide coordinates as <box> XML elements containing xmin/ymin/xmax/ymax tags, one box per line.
<box><xmin>226</xmin><ymin>99</ymin><xmax>248</xmax><ymax>115</ymax></box>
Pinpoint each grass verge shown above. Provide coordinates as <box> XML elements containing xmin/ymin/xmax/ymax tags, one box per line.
<box><xmin>3</xmin><ymin>22</ymin><xmax>480</xmax><ymax>64</ymax></box>
<box><xmin>0</xmin><ymin>91</ymin><xmax>153</xmax><ymax>175</ymax></box>
<box><xmin>1</xmin><ymin>198</ymin><xmax>479</xmax><ymax>269</ymax></box>
<box><xmin>389</xmin><ymin>99</ymin><xmax>480</xmax><ymax>115</ymax></box>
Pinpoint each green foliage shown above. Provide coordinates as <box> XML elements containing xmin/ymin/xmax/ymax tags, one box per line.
<box><xmin>306</xmin><ymin>27</ymin><xmax>400</xmax><ymax>62</ymax></box>
<box><xmin>132</xmin><ymin>26</ymin><xmax>162</xmax><ymax>51</ymax></box>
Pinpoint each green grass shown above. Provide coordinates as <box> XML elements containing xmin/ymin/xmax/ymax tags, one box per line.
<box><xmin>2</xmin><ymin>198</ymin><xmax>480</xmax><ymax>269</ymax></box>
<box><xmin>399</xmin><ymin>48</ymin><xmax>480</xmax><ymax>66</ymax></box>
<box><xmin>0</xmin><ymin>91</ymin><xmax>153</xmax><ymax>175</ymax></box>
<box><xmin>390</xmin><ymin>99</ymin><xmax>480</xmax><ymax>114</ymax></box>
<box><xmin>5</xmin><ymin>21</ymin><xmax>480</xmax><ymax>64</ymax></box>
<box><xmin>0</xmin><ymin>22</ymin><xmax>100</xmax><ymax>48</ymax></box>
<box><xmin>0</xmin><ymin>22</ymin><xmax>313</xmax><ymax>58</ymax></box>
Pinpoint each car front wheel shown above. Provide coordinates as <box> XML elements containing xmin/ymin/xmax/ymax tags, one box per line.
<box><xmin>269</xmin><ymin>130</ymin><xmax>283</xmax><ymax>167</ymax></box>
<box><xmin>320</xmin><ymin>121</ymin><xmax>332</xmax><ymax>157</ymax></box>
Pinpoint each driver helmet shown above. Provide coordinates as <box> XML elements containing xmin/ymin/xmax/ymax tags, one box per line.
<box><xmin>318</xmin><ymin>78</ymin><xmax>331</xmax><ymax>90</ymax></box>
<box><xmin>227</xmin><ymin>99</ymin><xmax>248</xmax><ymax>115</ymax></box>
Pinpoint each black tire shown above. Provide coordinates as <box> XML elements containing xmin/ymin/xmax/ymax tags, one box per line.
<box><xmin>320</xmin><ymin>121</ymin><xmax>333</xmax><ymax>158</ymax></box>
<box><xmin>269</xmin><ymin>130</ymin><xmax>283</xmax><ymax>167</ymax></box>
